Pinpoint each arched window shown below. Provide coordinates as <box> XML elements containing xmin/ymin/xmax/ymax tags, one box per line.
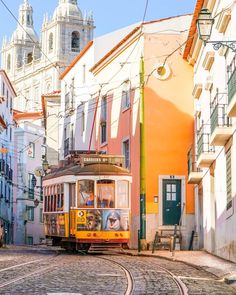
<box><xmin>7</xmin><ymin>54</ymin><xmax>11</xmax><ymax>71</ymax></box>
<box><xmin>27</xmin><ymin>52</ymin><xmax>33</xmax><ymax>64</ymax></box>
<box><xmin>71</xmin><ymin>31</ymin><xmax>80</xmax><ymax>52</ymax></box>
<box><xmin>49</xmin><ymin>33</ymin><xmax>53</xmax><ymax>51</ymax></box>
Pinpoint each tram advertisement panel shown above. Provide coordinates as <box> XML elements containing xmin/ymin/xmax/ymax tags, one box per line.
<box><xmin>44</xmin><ymin>214</ymin><xmax>66</xmax><ymax>236</ymax></box>
<box><xmin>77</xmin><ymin>209</ymin><xmax>129</xmax><ymax>231</ymax></box>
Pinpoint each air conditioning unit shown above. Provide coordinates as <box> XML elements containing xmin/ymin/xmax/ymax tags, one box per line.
<box><xmin>205</xmin><ymin>75</ymin><xmax>213</xmax><ymax>91</ymax></box>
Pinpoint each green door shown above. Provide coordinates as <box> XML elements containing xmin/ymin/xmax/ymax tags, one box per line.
<box><xmin>163</xmin><ymin>179</ymin><xmax>181</xmax><ymax>225</ymax></box>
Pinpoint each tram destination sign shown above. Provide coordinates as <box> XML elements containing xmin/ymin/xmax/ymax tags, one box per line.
<box><xmin>80</xmin><ymin>154</ymin><xmax>124</xmax><ymax>167</ymax></box>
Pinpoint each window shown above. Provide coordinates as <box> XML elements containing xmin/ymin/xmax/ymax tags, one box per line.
<box><xmin>27</xmin><ymin>206</ymin><xmax>34</xmax><ymax>221</ymax></box>
<box><xmin>97</xmin><ymin>180</ymin><xmax>115</xmax><ymax>208</ymax></box>
<box><xmin>166</xmin><ymin>184</ymin><xmax>177</xmax><ymax>201</ymax></box>
<box><xmin>2</xmin><ymin>82</ymin><xmax>5</xmax><ymax>96</ymax></box>
<box><xmin>17</xmin><ymin>55</ymin><xmax>22</xmax><ymax>68</ymax></box>
<box><xmin>28</xmin><ymin>173</ymin><xmax>35</xmax><ymax>199</ymax></box>
<box><xmin>69</xmin><ymin>183</ymin><xmax>76</xmax><ymax>207</ymax></box>
<box><xmin>64</xmin><ymin>126</ymin><xmax>70</xmax><ymax>157</ymax></box>
<box><xmin>28</xmin><ymin>142</ymin><xmax>35</xmax><ymax>158</ymax></box>
<box><xmin>7</xmin><ymin>54</ymin><xmax>11</xmax><ymax>71</ymax></box>
<box><xmin>27</xmin><ymin>14</ymin><xmax>30</xmax><ymax>25</ymax></box>
<box><xmin>27</xmin><ymin>53</ymin><xmax>33</xmax><ymax>64</ymax></box>
<box><xmin>122</xmin><ymin>82</ymin><xmax>130</xmax><ymax>110</ymax></box>
<box><xmin>6</xmin><ymin>90</ymin><xmax>9</xmax><ymax>108</ymax></box>
<box><xmin>123</xmin><ymin>139</ymin><xmax>130</xmax><ymax>168</ymax></box>
<box><xmin>77</xmin><ymin>180</ymin><xmax>94</xmax><ymax>208</ymax></box>
<box><xmin>65</xmin><ymin>93</ymin><xmax>70</xmax><ymax>110</ymax></box>
<box><xmin>71</xmin><ymin>31</ymin><xmax>80</xmax><ymax>52</ymax></box>
<box><xmin>9</xmin><ymin>127</ymin><xmax>12</xmax><ymax>142</ymax></box>
<box><xmin>101</xmin><ymin>97</ymin><xmax>107</xmax><ymax>144</ymax></box>
<box><xmin>40</xmin><ymin>208</ymin><xmax>43</xmax><ymax>223</ymax></box>
<box><xmin>117</xmin><ymin>180</ymin><xmax>129</xmax><ymax>208</ymax></box>
<box><xmin>81</xmin><ymin>111</ymin><xmax>85</xmax><ymax>135</ymax></box>
<box><xmin>122</xmin><ymin>90</ymin><xmax>130</xmax><ymax>109</ymax></box>
<box><xmin>226</xmin><ymin>148</ymin><xmax>232</xmax><ymax>210</ymax></box>
<box><xmin>27</xmin><ymin>236</ymin><xmax>33</xmax><ymax>245</ymax></box>
<box><xmin>70</xmin><ymin>123</ymin><xmax>74</xmax><ymax>150</ymax></box>
<box><xmin>49</xmin><ymin>33</ymin><xmax>53</xmax><ymax>51</ymax></box>
<box><xmin>10</xmin><ymin>97</ymin><xmax>12</xmax><ymax>112</ymax></box>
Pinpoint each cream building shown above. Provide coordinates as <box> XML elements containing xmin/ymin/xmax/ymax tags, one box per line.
<box><xmin>1</xmin><ymin>0</ymin><xmax>94</xmax><ymax>165</ymax></box>
<box><xmin>184</xmin><ymin>0</ymin><xmax>236</xmax><ymax>262</ymax></box>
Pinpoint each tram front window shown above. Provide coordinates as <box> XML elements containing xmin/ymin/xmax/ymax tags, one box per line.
<box><xmin>117</xmin><ymin>180</ymin><xmax>129</xmax><ymax>208</ymax></box>
<box><xmin>97</xmin><ymin>180</ymin><xmax>115</xmax><ymax>208</ymax></box>
<box><xmin>78</xmin><ymin>180</ymin><xmax>95</xmax><ymax>208</ymax></box>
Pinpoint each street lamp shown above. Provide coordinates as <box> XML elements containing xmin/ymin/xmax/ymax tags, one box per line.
<box><xmin>35</xmin><ymin>159</ymin><xmax>49</xmax><ymax>201</ymax></box>
<box><xmin>196</xmin><ymin>8</ymin><xmax>236</xmax><ymax>52</ymax></box>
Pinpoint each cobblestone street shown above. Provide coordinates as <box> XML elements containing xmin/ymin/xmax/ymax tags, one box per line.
<box><xmin>0</xmin><ymin>247</ymin><xmax>236</xmax><ymax>294</ymax></box>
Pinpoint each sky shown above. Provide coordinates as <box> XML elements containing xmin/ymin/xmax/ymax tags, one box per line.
<box><xmin>0</xmin><ymin>0</ymin><xmax>196</xmax><ymax>44</ymax></box>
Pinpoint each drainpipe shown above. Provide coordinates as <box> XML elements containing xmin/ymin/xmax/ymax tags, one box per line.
<box><xmin>140</xmin><ymin>55</ymin><xmax>146</xmax><ymax>241</ymax></box>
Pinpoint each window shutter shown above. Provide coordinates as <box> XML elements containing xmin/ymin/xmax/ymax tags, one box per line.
<box><xmin>226</xmin><ymin>148</ymin><xmax>232</xmax><ymax>210</ymax></box>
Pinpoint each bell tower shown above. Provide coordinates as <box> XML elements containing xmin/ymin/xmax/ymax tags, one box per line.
<box><xmin>41</xmin><ymin>0</ymin><xmax>95</xmax><ymax>69</ymax></box>
<box><xmin>1</xmin><ymin>0</ymin><xmax>39</xmax><ymax>77</ymax></box>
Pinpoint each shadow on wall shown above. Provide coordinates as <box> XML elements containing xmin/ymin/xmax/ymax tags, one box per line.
<box><xmin>74</xmin><ymin>98</ymin><xmax>96</xmax><ymax>150</ymax></box>
<box><xmin>203</xmin><ymin>194</ymin><xmax>236</xmax><ymax>263</ymax></box>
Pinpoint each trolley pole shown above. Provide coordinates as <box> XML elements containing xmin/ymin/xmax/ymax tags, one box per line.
<box><xmin>139</xmin><ymin>55</ymin><xmax>146</xmax><ymax>244</ymax></box>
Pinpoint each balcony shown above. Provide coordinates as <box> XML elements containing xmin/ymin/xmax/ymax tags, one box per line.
<box><xmin>187</xmin><ymin>147</ymin><xmax>204</xmax><ymax>184</ymax></box>
<box><xmin>197</xmin><ymin>124</ymin><xmax>216</xmax><ymax>168</ymax></box>
<box><xmin>227</xmin><ymin>57</ymin><xmax>236</xmax><ymax>117</ymax></box>
<box><xmin>210</xmin><ymin>92</ymin><xmax>234</xmax><ymax>146</ymax></box>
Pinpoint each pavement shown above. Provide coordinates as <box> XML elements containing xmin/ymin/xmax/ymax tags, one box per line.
<box><xmin>125</xmin><ymin>249</ymin><xmax>236</xmax><ymax>286</ymax></box>
<box><xmin>2</xmin><ymin>245</ymin><xmax>236</xmax><ymax>287</ymax></box>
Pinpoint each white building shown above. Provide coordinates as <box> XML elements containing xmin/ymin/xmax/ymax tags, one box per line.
<box><xmin>184</xmin><ymin>0</ymin><xmax>236</xmax><ymax>261</ymax></box>
<box><xmin>1</xmin><ymin>0</ymin><xmax>94</xmax><ymax>165</ymax></box>
<box><xmin>0</xmin><ymin>70</ymin><xmax>16</xmax><ymax>245</ymax></box>
<box><xmin>59</xmin><ymin>23</ymin><xmax>141</xmax><ymax>159</ymax></box>
<box><xmin>13</xmin><ymin>118</ymin><xmax>45</xmax><ymax>245</ymax></box>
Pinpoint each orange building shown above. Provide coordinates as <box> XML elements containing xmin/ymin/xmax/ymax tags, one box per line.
<box><xmin>91</xmin><ymin>15</ymin><xmax>195</xmax><ymax>249</ymax></box>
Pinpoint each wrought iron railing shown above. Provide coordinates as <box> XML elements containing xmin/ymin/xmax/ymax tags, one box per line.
<box><xmin>187</xmin><ymin>146</ymin><xmax>201</xmax><ymax>175</ymax></box>
<box><xmin>197</xmin><ymin>124</ymin><xmax>215</xmax><ymax>157</ymax></box>
<box><xmin>228</xmin><ymin>56</ymin><xmax>236</xmax><ymax>105</ymax></box>
<box><xmin>210</xmin><ymin>92</ymin><xmax>232</xmax><ymax>134</ymax></box>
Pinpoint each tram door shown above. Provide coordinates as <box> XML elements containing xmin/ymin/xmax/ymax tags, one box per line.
<box><xmin>163</xmin><ymin>179</ymin><xmax>181</xmax><ymax>225</ymax></box>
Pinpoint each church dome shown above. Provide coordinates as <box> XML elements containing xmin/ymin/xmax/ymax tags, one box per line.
<box><xmin>12</xmin><ymin>27</ymin><xmax>39</xmax><ymax>43</ymax></box>
<box><xmin>53</xmin><ymin>1</ymin><xmax>83</xmax><ymax>20</ymax></box>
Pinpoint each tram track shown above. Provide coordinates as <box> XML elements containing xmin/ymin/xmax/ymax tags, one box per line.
<box><xmin>96</xmin><ymin>256</ymin><xmax>135</xmax><ymax>295</ymax></box>
<box><xmin>95</xmin><ymin>255</ymin><xmax>188</xmax><ymax>295</ymax></box>
<box><xmin>0</xmin><ymin>252</ymin><xmax>61</xmax><ymax>289</ymax></box>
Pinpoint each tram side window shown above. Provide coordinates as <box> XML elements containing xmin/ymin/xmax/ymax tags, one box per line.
<box><xmin>44</xmin><ymin>195</ymin><xmax>48</xmax><ymax>212</ymax></box>
<box><xmin>117</xmin><ymin>180</ymin><xmax>129</xmax><ymax>208</ymax></box>
<box><xmin>69</xmin><ymin>183</ymin><xmax>76</xmax><ymax>207</ymax></box>
<box><xmin>56</xmin><ymin>184</ymin><xmax>61</xmax><ymax>211</ymax></box>
<box><xmin>61</xmin><ymin>184</ymin><xmax>64</xmax><ymax>210</ymax></box>
<box><xmin>97</xmin><ymin>180</ymin><xmax>115</xmax><ymax>208</ymax></box>
<box><xmin>53</xmin><ymin>185</ymin><xmax>57</xmax><ymax>211</ymax></box>
<box><xmin>77</xmin><ymin>180</ymin><xmax>94</xmax><ymax>208</ymax></box>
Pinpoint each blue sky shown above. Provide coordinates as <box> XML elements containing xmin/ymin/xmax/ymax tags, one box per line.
<box><xmin>0</xmin><ymin>0</ymin><xmax>196</xmax><ymax>44</ymax></box>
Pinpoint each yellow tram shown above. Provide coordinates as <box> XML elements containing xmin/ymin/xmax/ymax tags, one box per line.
<box><xmin>43</xmin><ymin>153</ymin><xmax>132</xmax><ymax>251</ymax></box>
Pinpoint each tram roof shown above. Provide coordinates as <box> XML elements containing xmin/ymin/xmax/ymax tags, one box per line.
<box><xmin>44</xmin><ymin>163</ymin><xmax>131</xmax><ymax>180</ymax></box>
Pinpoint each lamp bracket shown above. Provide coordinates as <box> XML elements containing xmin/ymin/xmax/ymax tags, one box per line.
<box><xmin>206</xmin><ymin>40</ymin><xmax>236</xmax><ymax>52</ymax></box>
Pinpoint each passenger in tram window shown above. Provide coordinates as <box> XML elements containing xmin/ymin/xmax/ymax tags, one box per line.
<box><xmin>85</xmin><ymin>192</ymin><xmax>94</xmax><ymax>207</ymax></box>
